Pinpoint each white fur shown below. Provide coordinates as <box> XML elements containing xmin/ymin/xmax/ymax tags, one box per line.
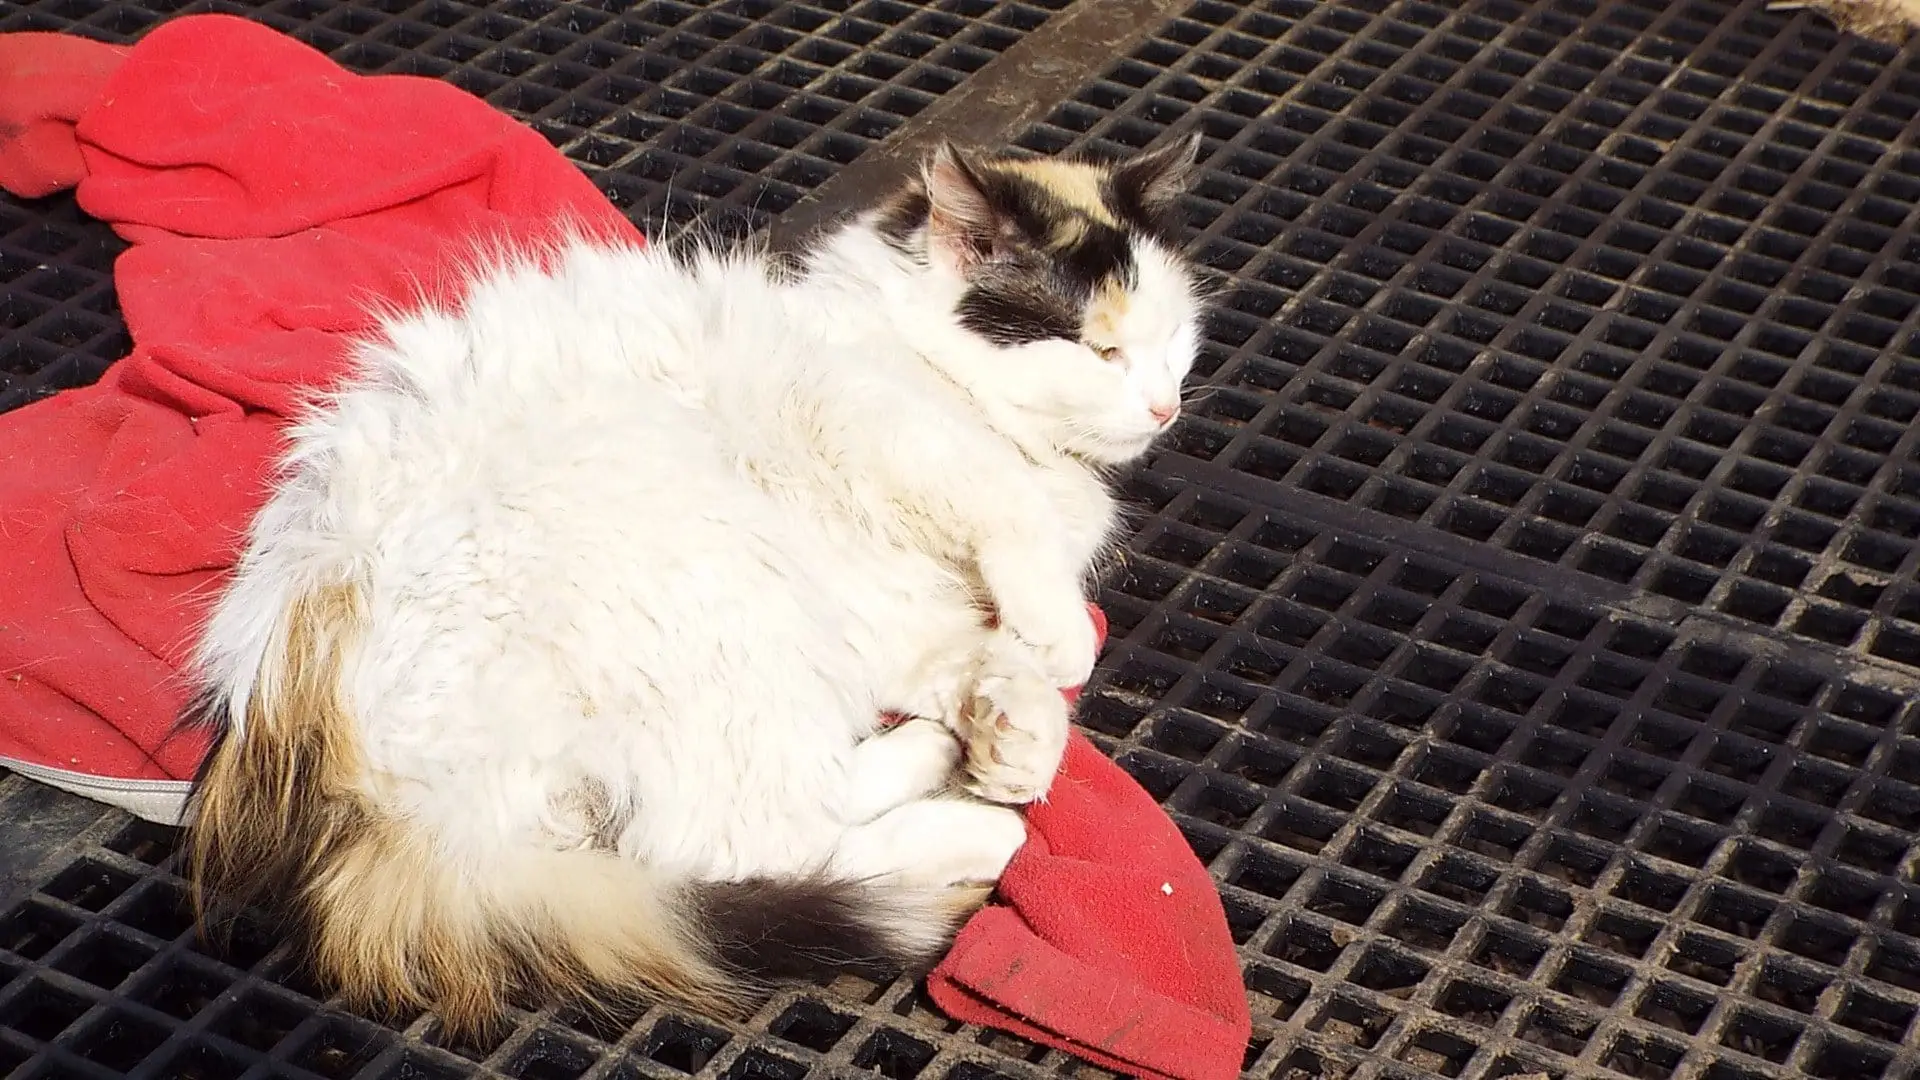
<box><xmin>190</xmin><ymin>205</ymin><xmax>1205</xmax><ymax>903</ymax></box>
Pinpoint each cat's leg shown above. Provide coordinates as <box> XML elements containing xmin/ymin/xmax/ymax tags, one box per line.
<box><xmin>829</xmin><ymin>796</ymin><xmax>1028</xmax><ymax>887</ymax></box>
<box><xmin>876</xmin><ymin>614</ymin><xmax>988</xmax><ymax>734</ymax></box>
<box><xmin>842</xmin><ymin>717</ymin><xmax>962</xmax><ymax>824</ymax></box>
<box><xmin>973</xmin><ymin>520</ymin><xmax>1099</xmax><ymax>691</ymax></box>
<box><xmin>854</xmin><ymin>427</ymin><xmax>1098</xmax><ymax>691</ymax></box>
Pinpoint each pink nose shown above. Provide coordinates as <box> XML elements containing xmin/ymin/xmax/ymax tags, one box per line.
<box><xmin>1150</xmin><ymin>403</ymin><xmax>1179</xmax><ymax>427</ymax></box>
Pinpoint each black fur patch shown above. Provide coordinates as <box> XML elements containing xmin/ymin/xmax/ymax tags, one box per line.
<box><xmin>945</xmin><ymin>163</ymin><xmax>1148</xmax><ymax>347</ymax></box>
<box><xmin>174</xmin><ymin>681</ymin><xmax>226</xmax><ymax>731</ymax></box>
<box><xmin>969</xmin><ymin>167</ymin><xmax>1137</xmax><ymax>293</ymax></box>
<box><xmin>875</xmin><ymin>189</ymin><xmax>931</xmax><ymax>255</ymax></box>
<box><xmin>956</xmin><ymin>261</ymin><xmax>1084</xmax><ymax>346</ymax></box>
<box><xmin>1060</xmin><ymin>223</ymin><xmax>1136</xmax><ymax>292</ymax></box>
<box><xmin>173</xmin><ymin>682</ymin><xmax>230</xmax><ymax>788</ymax></box>
<box><xmin>1104</xmin><ymin>164</ymin><xmax>1185</xmax><ymax>245</ymax></box>
<box><xmin>690</xmin><ymin>876</ymin><xmax>928</xmax><ymax>983</ymax></box>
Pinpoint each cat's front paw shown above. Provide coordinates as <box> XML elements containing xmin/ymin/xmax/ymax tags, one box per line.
<box><xmin>961</xmin><ymin>672</ymin><xmax>1070</xmax><ymax>805</ymax></box>
<box><xmin>996</xmin><ymin>597</ymin><xmax>1099</xmax><ymax>690</ymax></box>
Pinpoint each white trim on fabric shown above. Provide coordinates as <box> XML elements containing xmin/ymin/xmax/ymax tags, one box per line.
<box><xmin>0</xmin><ymin>757</ymin><xmax>189</xmax><ymax>825</ymax></box>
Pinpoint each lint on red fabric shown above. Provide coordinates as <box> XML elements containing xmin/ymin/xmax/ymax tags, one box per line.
<box><xmin>0</xmin><ymin>17</ymin><xmax>1251</xmax><ymax>1078</ymax></box>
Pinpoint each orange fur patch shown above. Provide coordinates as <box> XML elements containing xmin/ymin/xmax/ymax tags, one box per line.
<box><xmin>983</xmin><ymin>158</ymin><xmax>1117</xmax><ymax>226</ymax></box>
<box><xmin>183</xmin><ymin>579</ymin><xmax>738</xmax><ymax>1038</ymax></box>
<box><xmin>1082</xmin><ymin>281</ymin><xmax>1131</xmax><ymax>345</ymax></box>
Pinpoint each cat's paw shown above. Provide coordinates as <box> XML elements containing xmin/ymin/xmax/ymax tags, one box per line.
<box><xmin>962</xmin><ymin>672</ymin><xmax>1070</xmax><ymax>805</ymax></box>
<box><xmin>995</xmin><ymin>596</ymin><xmax>1099</xmax><ymax>690</ymax></box>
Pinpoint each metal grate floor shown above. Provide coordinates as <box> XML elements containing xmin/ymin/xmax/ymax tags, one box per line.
<box><xmin>6</xmin><ymin>1</ymin><xmax>1920</xmax><ymax>1079</ymax></box>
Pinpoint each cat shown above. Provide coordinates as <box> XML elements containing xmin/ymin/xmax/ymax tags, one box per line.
<box><xmin>1765</xmin><ymin>0</ymin><xmax>1920</xmax><ymax>44</ymax></box>
<box><xmin>179</xmin><ymin>135</ymin><xmax>1214</xmax><ymax>1035</ymax></box>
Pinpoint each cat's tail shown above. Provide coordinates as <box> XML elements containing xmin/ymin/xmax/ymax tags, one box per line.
<box><xmin>181</xmin><ymin>577</ymin><xmax>985</xmax><ymax>1038</ymax></box>
<box><xmin>685</xmin><ymin>874</ymin><xmax>991</xmax><ymax>990</ymax></box>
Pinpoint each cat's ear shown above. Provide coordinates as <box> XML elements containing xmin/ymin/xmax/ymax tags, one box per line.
<box><xmin>922</xmin><ymin>142</ymin><xmax>999</xmax><ymax>271</ymax></box>
<box><xmin>1111</xmin><ymin>133</ymin><xmax>1201</xmax><ymax>217</ymax></box>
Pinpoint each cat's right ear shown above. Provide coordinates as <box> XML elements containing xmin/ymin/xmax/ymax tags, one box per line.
<box><xmin>922</xmin><ymin>142</ymin><xmax>998</xmax><ymax>273</ymax></box>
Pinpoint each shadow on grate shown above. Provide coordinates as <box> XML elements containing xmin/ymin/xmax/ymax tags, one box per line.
<box><xmin>1015</xmin><ymin>0</ymin><xmax>1920</xmax><ymax>679</ymax></box>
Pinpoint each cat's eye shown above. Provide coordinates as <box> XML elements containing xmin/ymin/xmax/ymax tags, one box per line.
<box><xmin>1092</xmin><ymin>344</ymin><xmax>1122</xmax><ymax>363</ymax></box>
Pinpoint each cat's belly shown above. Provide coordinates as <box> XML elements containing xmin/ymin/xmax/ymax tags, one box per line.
<box><xmin>326</xmin><ymin>393</ymin><xmax>965</xmax><ymax>875</ymax></box>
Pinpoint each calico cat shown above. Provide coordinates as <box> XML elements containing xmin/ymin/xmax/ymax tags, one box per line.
<box><xmin>1766</xmin><ymin>0</ymin><xmax>1920</xmax><ymax>43</ymax></box>
<box><xmin>180</xmin><ymin>136</ymin><xmax>1214</xmax><ymax>1033</ymax></box>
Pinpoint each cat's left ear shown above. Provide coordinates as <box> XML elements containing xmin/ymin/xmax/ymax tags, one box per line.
<box><xmin>1111</xmin><ymin>133</ymin><xmax>1201</xmax><ymax>218</ymax></box>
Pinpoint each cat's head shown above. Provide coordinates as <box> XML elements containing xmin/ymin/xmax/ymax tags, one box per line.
<box><xmin>875</xmin><ymin>138</ymin><xmax>1215</xmax><ymax>465</ymax></box>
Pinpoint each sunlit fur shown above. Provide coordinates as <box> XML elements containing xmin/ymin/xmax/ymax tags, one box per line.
<box><xmin>180</xmin><ymin>138</ymin><xmax>1214</xmax><ymax>1034</ymax></box>
<box><xmin>1775</xmin><ymin>0</ymin><xmax>1920</xmax><ymax>42</ymax></box>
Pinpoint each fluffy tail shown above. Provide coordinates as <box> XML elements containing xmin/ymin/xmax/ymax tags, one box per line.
<box><xmin>181</xmin><ymin>579</ymin><xmax>985</xmax><ymax>1036</ymax></box>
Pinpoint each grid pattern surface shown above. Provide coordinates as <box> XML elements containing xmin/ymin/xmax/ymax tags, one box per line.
<box><xmin>1016</xmin><ymin>0</ymin><xmax>1920</xmax><ymax>675</ymax></box>
<box><xmin>0</xmin><ymin>194</ymin><xmax>128</xmax><ymax>412</ymax></box>
<box><xmin>0</xmin><ymin>812</ymin><xmax>1112</xmax><ymax>1080</ymax></box>
<box><xmin>0</xmin><ymin>0</ymin><xmax>1068</xmax><ymax>408</ymax></box>
<box><xmin>9</xmin><ymin>0</ymin><xmax>1920</xmax><ymax>1079</ymax></box>
<box><xmin>3</xmin><ymin>0</ymin><xmax>1067</xmax><ymax>225</ymax></box>
<box><xmin>1089</xmin><ymin>475</ymin><xmax>1920</xmax><ymax>1080</ymax></box>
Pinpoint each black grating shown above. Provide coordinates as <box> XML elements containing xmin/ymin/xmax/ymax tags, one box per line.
<box><xmin>1</xmin><ymin>0</ymin><xmax>1069</xmax><ymax>230</ymax></box>
<box><xmin>1089</xmin><ymin>474</ymin><xmax>1920</xmax><ymax>1080</ymax></box>
<box><xmin>1017</xmin><ymin>0</ymin><xmax>1920</xmax><ymax>676</ymax></box>
<box><xmin>0</xmin><ymin>815</ymin><xmax>1134</xmax><ymax>1077</ymax></box>
<box><xmin>0</xmin><ymin>194</ymin><xmax>127</xmax><ymax>412</ymax></box>
<box><xmin>11</xmin><ymin>0</ymin><xmax>1920</xmax><ymax>1078</ymax></box>
<box><xmin>0</xmin><ymin>0</ymin><xmax>1071</xmax><ymax>408</ymax></box>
